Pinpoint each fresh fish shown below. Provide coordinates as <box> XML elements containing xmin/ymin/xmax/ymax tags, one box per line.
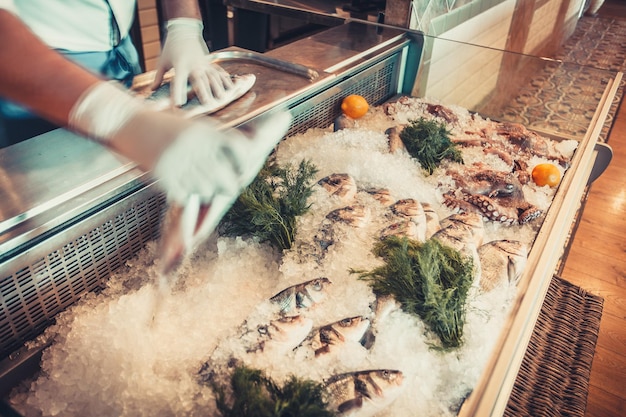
<box><xmin>250</xmin><ymin>315</ymin><xmax>314</xmax><ymax>354</ymax></box>
<box><xmin>363</xmin><ymin>188</ymin><xmax>395</xmax><ymax>206</ymax></box>
<box><xmin>390</xmin><ymin>198</ymin><xmax>422</xmax><ymax>218</ymax></box>
<box><xmin>270</xmin><ymin>277</ymin><xmax>332</xmax><ymax>314</ymax></box>
<box><xmin>386</xmin><ymin>126</ymin><xmax>406</xmax><ymax>154</ymax></box>
<box><xmin>477</xmin><ymin>240</ymin><xmax>527</xmax><ymax>291</ymax></box>
<box><xmin>146</xmin><ymin>73</ymin><xmax>256</xmax><ymax>118</ymax></box>
<box><xmin>324</xmin><ymin>369</ymin><xmax>404</xmax><ymax>416</ymax></box>
<box><xmin>301</xmin><ymin>316</ymin><xmax>372</xmax><ymax>356</ymax></box>
<box><xmin>422</xmin><ymin>202</ymin><xmax>441</xmax><ymax>239</ymax></box>
<box><xmin>390</xmin><ymin>198</ymin><xmax>427</xmax><ymax>241</ymax></box>
<box><xmin>318</xmin><ymin>173</ymin><xmax>357</xmax><ymax>201</ymax></box>
<box><xmin>326</xmin><ymin>205</ymin><xmax>370</xmax><ymax>228</ymax></box>
<box><xmin>334</xmin><ymin>114</ymin><xmax>356</xmax><ymax>131</ymax></box>
<box><xmin>432</xmin><ymin>213</ymin><xmax>484</xmax><ymax>280</ymax></box>
<box><xmin>435</xmin><ymin>212</ymin><xmax>485</xmax><ymax>250</ymax></box>
<box><xmin>379</xmin><ymin>220</ymin><xmax>420</xmax><ymax>240</ymax></box>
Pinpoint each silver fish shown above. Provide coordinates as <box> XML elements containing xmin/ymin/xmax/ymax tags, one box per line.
<box><xmin>422</xmin><ymin>202</ymin><xmax>441</xmax><ymax>239</ymax></box>
<box><xmin>363</xmin><ymin>188</ymin><xmax>395</xmax><ymax>206</ymax></box>
<box><xmin>389</xmin><ymin>198</ymin><xmax>427</xmax><ymax>241</ymax></box>
<box><xmin>250</xmin><ymin>315</ymin><xmax>314</xmax><ymax>354</ymax></box>
<box><xmin>379</xmin><ymin>220</ymin><xmax>420</xmax><ymax>240</ymax></box>
<box><xmin>390</xmin><ymin>198</ymin><xmax>422</xmax><ymax>218</ymax></box>
<box><xmin>477</xmin><ymin>239</ymin><xmax>527</xmax><ymax>292</ymax></box>
<box><xmin>318</xmin><ymin>173</ymin><xmax>357</xmax><ymax>201</ymax></box>
<box><xmin>270</xmin><ymin>277</ymin><xmax>332</xmax><ymax>314</ymax></box>
<box><xmin>435</xmin><ymin>212</ymin><xmax>485</xmax><ymax>251</ymax></box>
<box><xmin>386</xmin><ymin>126</ymin><xmax>406</xmax><ymax>154</ymax></box>
<box><xmin>146</xmin><ymin>73</ymin><xmax>256</xmax><ymax>118</ymax></box>
<box><xmin>334</xmin><ymin>114</ymin><xmax>356</xmax><ymax>131</ymax></box>
<box><xmin>324</xmin><ymin>369</ymin><xmax>404</xmax><ymax>416</ymax></box>
<box><xmin>326</xmin><ymin>205</ymin><xmax>370</xmax><ymax>228</ymax></box>
<box><xmin>302</xmin><ymin>316</ymin><xmax>371</xmax><ymax>356</ymax></box>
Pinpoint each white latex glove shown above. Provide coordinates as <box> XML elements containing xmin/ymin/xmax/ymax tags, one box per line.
<box><xmin>153</xmin><ymin>111</ymin><xmax>292</xmax><ymax>204</ymax></box>
<box><xmin>151</xmin><ymin>18</ymin><xmax>233</xmax><ymax>107</ymax></box>
<box><xmin>68</xmin><ymin>81</ymin><xmax>292</xmax><ymax>205</ymax></box>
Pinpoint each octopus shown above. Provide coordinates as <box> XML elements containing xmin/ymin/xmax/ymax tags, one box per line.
<box><xmin>443</xmin><ymin>164</ymin><xmax>541</xmax><ymax>225</ymax></box>
<box><xmin>426</xmin><ymin>103</ymin><xmax>458</xmax><ymax>124</ymax></box>
<box><xmin>453</xmin><ymin>121</ymin><xmax>570</xmax><ymax>175</ymax></box>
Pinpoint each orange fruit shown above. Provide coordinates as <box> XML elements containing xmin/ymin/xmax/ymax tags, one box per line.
<box><xmin>531</xmin><ymin>163</ymin><xmax>561</xmax><ymax>187</ymax></box>
<box><xmin>341</xmin><ymin>95</ymin><xmax>369</xmax><ymax>119</ymax></box>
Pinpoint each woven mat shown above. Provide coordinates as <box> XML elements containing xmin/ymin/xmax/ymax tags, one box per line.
<box><xmin>504</xmin><ymin>275</ymin><xmax>604</xmax><ymax>417</ymax></box>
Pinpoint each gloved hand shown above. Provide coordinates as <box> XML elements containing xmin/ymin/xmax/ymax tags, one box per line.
<box><xmin>150</xmin><ymin>18</ymin><xmax>233</xmax><ymax>107</ymax></box>
<box><xmin>68</xmin><ymin>81</ymin><xmax>292</xmax><ymax>205</ymax></box>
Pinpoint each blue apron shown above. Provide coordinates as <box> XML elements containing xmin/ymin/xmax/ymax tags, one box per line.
<box><xmin>0</xmin><ymin>36</ymin><xmax>141</xmax><ymax>119</ymax></box>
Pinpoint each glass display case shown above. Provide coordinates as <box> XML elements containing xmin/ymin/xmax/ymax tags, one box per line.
<box><xmin>0</xmin><ymin>21</ymin><xmax>620</xmax><ymax>416</ymax></box>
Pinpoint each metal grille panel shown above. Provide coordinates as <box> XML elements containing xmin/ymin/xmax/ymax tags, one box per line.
<box><xmin>0</xmin><ymin>192</ymin><xmax>166</xmax><ymax>359</ymax></box>
<box><xmin>288</xmin><ymin>56</ymin><xmax>399</xmax><ymax>136</ymax></box>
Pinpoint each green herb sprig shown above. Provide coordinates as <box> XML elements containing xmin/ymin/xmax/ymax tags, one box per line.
<box><xmin>221</xmin><ymin>159</ymin><xmax>318</xmax><ymax>251</ymax></box>
<box><xmin>399</xmin><ymin>117</ymin><xmax>463</xmax><ymax>175</ymax></box>
<box><xmin>212</xmin><ymin>366</ymin><xmax>335</xmax><ymax>417</ymax></box>
<box><xmin>355</xmin><ymin>236</ymin><xmax>474</xmax><ymax>350</ymax></box>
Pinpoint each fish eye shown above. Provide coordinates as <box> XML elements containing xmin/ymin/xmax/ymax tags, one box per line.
<box><xmin>381</xmin><ymin>370</ymin><xmax>393</xmax><ymax>379</ymax></box>
<box><xmin>311</xmin><ymin>279</ymin><xmax>325</xmax><ymax>290</ymax></box>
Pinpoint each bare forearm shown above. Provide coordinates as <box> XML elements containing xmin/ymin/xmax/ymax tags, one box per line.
<box><xmin>0</xmin><ymin>11</ymin><xmax>101</xmax><ymax>127</ymax></box>
<box><xmin>160</xmin><ymin>0</ymin><xmax>202</xmax><ymax>20</ymax></box>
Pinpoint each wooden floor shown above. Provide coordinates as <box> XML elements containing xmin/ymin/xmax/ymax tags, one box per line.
<box><xmin>559</xmin><ymin>2</ymin><xmax>626</xmax><ymax>416</ymax></box>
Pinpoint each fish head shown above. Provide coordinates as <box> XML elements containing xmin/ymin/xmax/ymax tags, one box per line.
<box><xmin>333</xmin><ymin>316</ymin><xmax>371</xmax><ymax>343</ymax></box>
<box><xmin>302</xmin><ymin>277</ymin><xmax>332</xmax><ymax>305</ymax></box>
<box><xmin>262</xmin><ymin>315</ymin><xmax>313</xmax><ymax>352</ymax></box>
<box><xmin>391</xmin><ymin>198</ymin><xmax>423</xmax><ymax>217</ymax></box>
<box><xmin>318</xmin><ymin>173</ymin><xmax>357</xmax><ymax>200</ymax></box>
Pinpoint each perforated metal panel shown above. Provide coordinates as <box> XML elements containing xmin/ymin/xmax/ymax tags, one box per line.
<box><xmin>288</xmin><ymin>55</ymin><xmax>400</xmax><ymax>137</ymax></box>
<box><xmin>0</xmin><ymin>189</ymin><xmax>166</xmax><ymax>359</ymax></box>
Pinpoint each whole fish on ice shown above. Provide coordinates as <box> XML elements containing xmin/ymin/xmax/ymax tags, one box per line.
<box><xmin>324</xmin><ymin>369</ymin><xmax>404</xmax><ymax>416</ymax></box>
<box><xmin>477</xmin><ymin>239</ymin><xmax>527</xmax><ymax>292</ymax></box>
<box><xmin>270</xmin><ymin>277</ymin><xmax>332</xmax><ymax>314</ymax></box>
<box><xmin>300</xmin><ymin>316</ymin><xmax>372</xmax><ymax>356</ymax></box>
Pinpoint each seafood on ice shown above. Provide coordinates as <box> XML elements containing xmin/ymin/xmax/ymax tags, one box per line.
<box><xmin>11</xmin><ymin>96</ymin><xmax>577</xmax><ymax>417</ymax></box>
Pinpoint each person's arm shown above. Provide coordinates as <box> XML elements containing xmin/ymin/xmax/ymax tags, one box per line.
<box><xmin>160</xmin><ymin>0</ymin><xmax>203</xmax><ymax>20</ymax></box>
<box><xmin>0</xmin><ymin>9</ymin><xmax>291</xmax><ymax>207</ymax></box>
<box><xmin>151</xmin><ymin>0</ymin><xmax>233</xmax><ymax>106</ymax></box>
<box><xmin>0</xmin><ymin>11</ymin><xmax>100</xmax><ymax>127</ymax></box>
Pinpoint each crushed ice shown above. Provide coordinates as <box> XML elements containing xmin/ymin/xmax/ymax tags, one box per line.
<box><xmin>9</xmin><ymin>98</ymin><xmax>577</xmax><ymax>417</ymax></box>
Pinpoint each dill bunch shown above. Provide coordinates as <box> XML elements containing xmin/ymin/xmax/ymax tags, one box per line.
<box><xmin>399</xmin><ymin>117</ymin><xmax>463</xmax><ymax>175</ymax></box>
<box><xmin>213</xmin><ymin>366</ymin><xmax>335</xmax><ymax>417</ymax></box>
<box><xmin>221</xmin><ymin>159</ymin><xmax>318</xmax><ymax>251</ymax></box>
<box><xmin>357</xmin><ymin>236</ymin><xmax>474</xmax><ymax>350</ymax></box>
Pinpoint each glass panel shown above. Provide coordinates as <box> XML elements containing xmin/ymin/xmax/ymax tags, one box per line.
<box><xmin>416</xmin><ymin>34</ymin><xmax>620</xmax><ymax>140</ymax></box>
